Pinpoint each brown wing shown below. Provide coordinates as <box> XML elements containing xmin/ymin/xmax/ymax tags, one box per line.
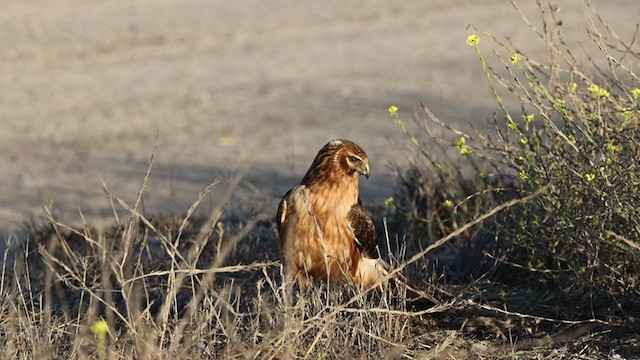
<box><xmin>347</xmin><ymin>199</ymin><xmax>378</xmax><ymax>258</ymax></box>
<box><xmin>276</xmin><ymin>188</ymin><xmax>293</xmax><ymax>232</ymax></box>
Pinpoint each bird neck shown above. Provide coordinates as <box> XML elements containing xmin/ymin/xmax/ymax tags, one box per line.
<box><xmin>306</xmin><ymin>175</ymin><xmax>359</xmax><ymax>213</ymax></box>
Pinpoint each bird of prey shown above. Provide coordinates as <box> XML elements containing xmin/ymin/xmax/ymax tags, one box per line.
<box><xmin>276</xmin><ymin>139</ymin><xmax>437</xmax><ymax>303</ymax></box>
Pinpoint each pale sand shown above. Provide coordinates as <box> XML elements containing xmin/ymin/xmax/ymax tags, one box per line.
<box><xmin>1</xmin><ymin>0</ymin><xmax>637</xmax><ymax>233</ymax></box>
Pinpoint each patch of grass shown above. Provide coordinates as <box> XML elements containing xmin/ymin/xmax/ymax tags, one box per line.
<box><xmin>0</xmin><ymin>176</ymin><xmax>463</xmax><ymax>358</ymax></box>
<box><xmin>0</xmin><ymin>145</ymin><xmax>458</xmax><ymax>359</ymax></box>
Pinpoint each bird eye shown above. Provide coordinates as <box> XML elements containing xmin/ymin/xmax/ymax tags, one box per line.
<box><xmin>347</xmin><ymin>156</ymin><xmax>359</xmax><ymax>163</ymax></box>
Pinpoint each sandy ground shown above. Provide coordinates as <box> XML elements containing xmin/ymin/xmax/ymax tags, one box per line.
<box><xmin>1</xmin><ymin>0</ymin><xmax>638</xmax><ymax>236</ymax></box>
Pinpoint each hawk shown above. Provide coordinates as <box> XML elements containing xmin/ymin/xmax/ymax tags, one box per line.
<box><xmin>277</xmin><ymin>139</ymin><xmax>437</xmax><ymax>303</ymax></box>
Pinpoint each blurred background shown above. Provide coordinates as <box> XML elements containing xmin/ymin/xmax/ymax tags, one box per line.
<box><xmin>1</xmin><ymin>0</ymin><xmax>637</xmax><ymax>234</ymax></box>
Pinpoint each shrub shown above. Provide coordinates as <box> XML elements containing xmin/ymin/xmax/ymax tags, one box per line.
<box><xmin>390</xmin><ymin>1</ymin><xmax>640</xmax><ymax>317</ymax></box>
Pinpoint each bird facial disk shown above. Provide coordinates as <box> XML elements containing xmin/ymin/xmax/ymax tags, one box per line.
<box><xmin>346</xmin><ymin>154</ymin><xmax>370</xmax><ymax>179</ymax></box>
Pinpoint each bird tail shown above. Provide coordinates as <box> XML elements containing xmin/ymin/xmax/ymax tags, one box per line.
<box><xmin>355</xmin><ymin>257</ymin><xmax>439</xmax><ymax>307</ymax></box>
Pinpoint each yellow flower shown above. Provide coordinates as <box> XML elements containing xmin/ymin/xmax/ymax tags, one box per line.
<box><xmin>388</xmin><ymin>105</ymin><xmax>399</xmax><ymax>116</ymax></box>
<box><xmin>585</xmin><ymin>173</ymin><xmax>596</xmax><ymax>181</ymax></box>
<box><xmin>607</xmin><ymin>143</ymin><xmax>622</xmax><ymax>153</ymax></box>
<box><xmin>91</xmin><ymin>319</ymin><xmax>109</xmax><ymax>336</ymax></box>
<box><xmin>555</xmin><ymin>98</ymin><xmax>566</xmax><ymax>106</ymax></box>
<box><xmin>567</xmin><ymin>134</ymin><xmax>576</xmax><ymax>143</ymax></box>
<box><xmin>519</xmin><ymin>137</ymin><xmax>528</xmax><ymax>145</ymax></box>
<box><xmin>385</xmin><ymin>197</ymin><xmax>395</xmax><ymax>207</ymax></box>
<box><xmin>91</xmin><ymin>319</ymin><xmax>109</xmax><ymax>360</ymax></box>
<box><xmin>519</xmin><ymin>171</ymin><xmax>529</xmax><ymax>180</ymax></box>
<box><xmin>507</xmin><ymin>121</ymin><xmax>517</xmax><ymax>130</ymax></box>
<box><xmin>521</xmin><ymin>114</ymin><xmax>534</xmax><ymax>123</ymax></box>
<box><xmin>509</xmin><ymin>53</ymin><xmax>523</xmax><ymax>65</ymax></box>
<box><xmin>443</xmin><ymin>200</ymin><xmax>454</xmax><ymax>208</ymax></box>
<box><xmin>588</xmin><ymin>84</ymin><xmax>610</xmax><ymax>98</ymax></box>
<box><xmin>631</xmin><ymin>88</ymin><xmax>640</xmax><ymax>100</ymax></box>
<box><xmin>466</xmin><ymin>34</ymin><xmax>480</xmax><ymax>46</ymax></box>
<box><xmin>454</xmin><ymin>137</ymin><xmax>471</xmax><ymax>155</ymax></box>
<box><xmin>568</xmin><ymin>82</ymin><xmax>578</xmax><ymax>94</ymax></box>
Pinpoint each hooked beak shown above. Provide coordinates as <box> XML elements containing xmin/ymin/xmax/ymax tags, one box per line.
<box><xmin>359</xmin><ymin>162</ymin><xmax>370</xmax><ymax>180</ymax></box>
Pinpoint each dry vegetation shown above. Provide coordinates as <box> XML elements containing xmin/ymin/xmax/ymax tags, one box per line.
<box><xmin>2</xmin><ymin>2</ymin><xmax>640</xmax><ymax>359</ymax></box>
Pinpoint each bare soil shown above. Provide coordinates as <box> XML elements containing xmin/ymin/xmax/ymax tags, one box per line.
<box><xmin>2</xmin><ymin>0</ymin><xmax>637</xmax><ymax>235</ymax></box>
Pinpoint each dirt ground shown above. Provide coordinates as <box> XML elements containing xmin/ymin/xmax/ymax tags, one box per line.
<box><xmin>1</xmin><ymin>0</ymin><xmax>638</xmax><ymax>236</ymax></box>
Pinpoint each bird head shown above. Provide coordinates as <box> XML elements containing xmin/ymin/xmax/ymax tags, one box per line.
<box><xmin>331</xmin><ymin>140</ymin><xmax>369</xmax><ymax>180</ymax></box>
<box><xmin>300</xmin><ymin>139</ymin><xmax>371</xmax><ymax>186</ymax></box>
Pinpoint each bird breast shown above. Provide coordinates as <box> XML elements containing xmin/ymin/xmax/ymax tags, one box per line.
<box><xmin>286</xmin><ymin>183</ymin><xmax>360</xmax><ymax>283</ymax></box>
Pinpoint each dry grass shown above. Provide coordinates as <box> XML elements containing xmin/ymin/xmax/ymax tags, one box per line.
<box><xmin>1</xmin><ymin>145</ymin><xmax>637</xmax><ymax>359</ymax></box>
<box><xmin>0</xmin><ymin>163</ymin><xmax>451</xmax><ymax>358</ymax></box>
